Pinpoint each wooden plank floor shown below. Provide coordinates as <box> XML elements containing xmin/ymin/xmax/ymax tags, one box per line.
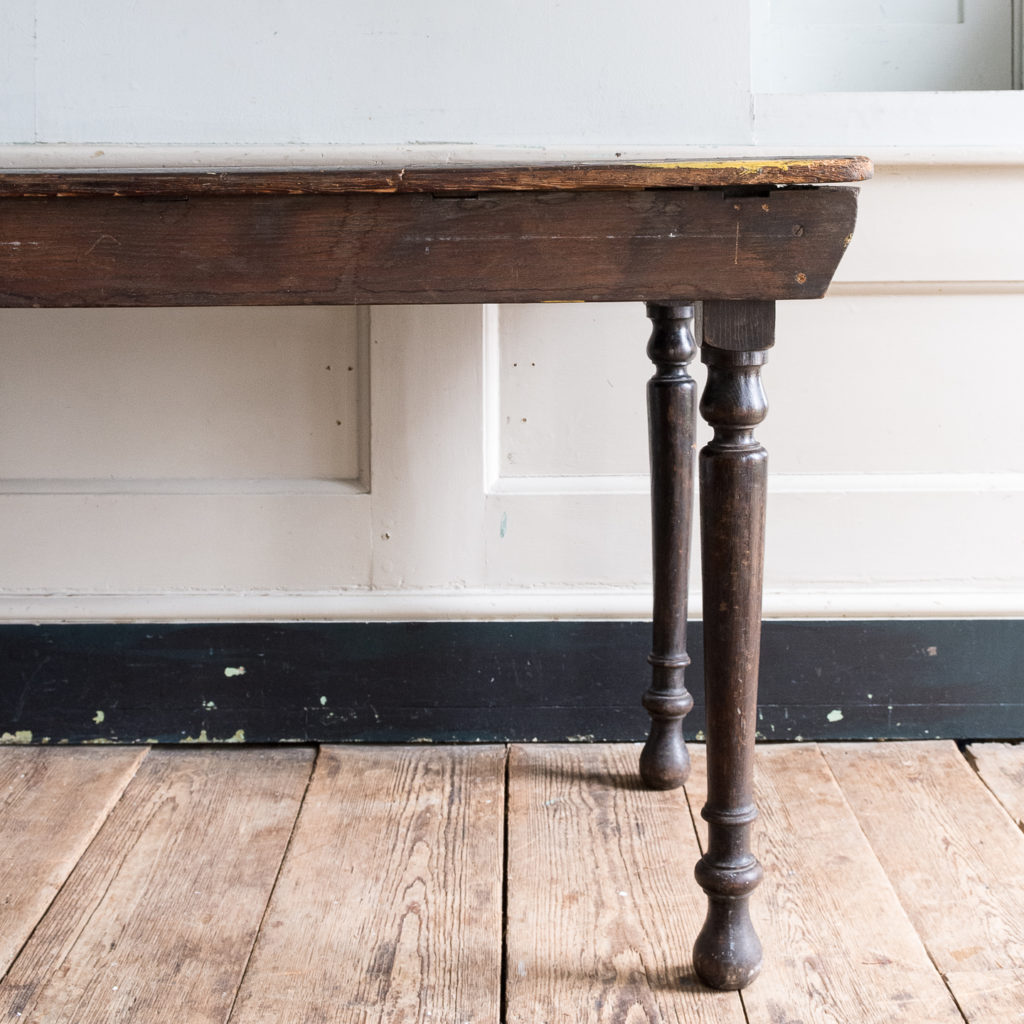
<box><xmin>0</xmin><ymin>741</ymin><xmax>1020</xmax><ymax>1022</ymax></box>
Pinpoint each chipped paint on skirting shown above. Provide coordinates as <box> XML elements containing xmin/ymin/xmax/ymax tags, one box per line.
<box><xmin>181</xmin><ymin>729</ymin><xmax>246</xmax><ymax>744</ymax></box>
<box><xmin>0</xmin><ymin>730</ymin><xmax>32</xmax><ymax>744</ymax></box>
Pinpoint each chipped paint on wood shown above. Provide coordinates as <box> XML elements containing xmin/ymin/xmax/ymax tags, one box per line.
<box><xmin>0</xmin><ymin>730</ymin><xmax>33</xmax><ymax>744</ymax></box>
<box><xmin>0</xmin><ymin>620</ymin><xmax>1015</xmax><ymax>745</ymax></box>
<box><xmin>181</xmin><ymin>728</ymin><xmax>246</xmax><ymax>744</ymax></box>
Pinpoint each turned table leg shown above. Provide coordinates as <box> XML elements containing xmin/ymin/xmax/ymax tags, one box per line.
<box><xmin>692</xmin><ymin>299</ymin><xmax>772</xmax><ymax>990</ymax></box>
<box><xmin>640</xmin><ymin>302</ymin><xmax>697</xmax><ymax>790</ymax></box>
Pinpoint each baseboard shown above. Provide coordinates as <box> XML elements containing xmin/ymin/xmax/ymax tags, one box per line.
<box><xmin>1</xmin><ymin>620</ymin><xmax>1020</xmax><ymax>744</ymax></box>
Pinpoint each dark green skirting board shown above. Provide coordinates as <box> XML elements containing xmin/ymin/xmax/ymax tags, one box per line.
<box><xmin>0</xmin><ymin>620</ymin><xmax>1020</xmax><ymax>745</ymax></box>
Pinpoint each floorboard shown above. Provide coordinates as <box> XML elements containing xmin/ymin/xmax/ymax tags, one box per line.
<box><xmin>0</xmin><ymin>741</ymin><xmax>1020</xmax><ymax>1021</ymax></box>
<box><xmin>966</xmin><ymin>741</ymin><xmax>1024</xmax><ymax>831</ymax></box>
<box><xmin>505</xmin><ymin>743</ymin><xmax>743</xmax><ymax>1024</ymax></box>
<box><xmin>824</xmin><ymin>742</ymin><xmax>1024</xmax><ymax>974</ymax></box>
<box><xmin>0</xmin><ymin>747</ymin><xmax>312</xmax><ymax>1024</ymax></box>
<box><xmin>0</xmin><ymin>746</ymin><xmax>147</xmax><ymax>978</ymax></box>
<box><xmin>825</xmin><ymin>741</ymin><xmax>1024</xmax><ymax>1024</ymax></box>
<box><xmin>942</xmin><ymin>968</ymin><xmax>1024</xmax><ymax>1023</ymax></box>
<box><xmin>688</xmin><ymin>744</ymin><xmax>963</xmax><ymax>1023</ymax></box>
<box><xmin>229</xmin><ymin>746</ymin><xmax>505</xmax><ymax>1024</ymax></box>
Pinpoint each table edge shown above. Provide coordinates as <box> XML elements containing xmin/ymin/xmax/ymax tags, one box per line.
<box><xmin>0</xmin><ymin>157</ymin><xmax>873</xmax><ymax>197</ymax></box>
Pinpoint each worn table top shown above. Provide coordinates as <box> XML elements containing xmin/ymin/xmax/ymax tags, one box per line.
<box><xmin>0</xmin><ymin>158</ymin><xmax>866</xmax><ymax>306</ymax></box>
<box><xmin>0</xmin><ymin>157</ymin><xmax>872</xmax><ymax>197</ymax></box>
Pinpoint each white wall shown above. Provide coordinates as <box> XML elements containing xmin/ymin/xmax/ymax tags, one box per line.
<box><xmin>0</xmin><ymin>1</ymin><xmax>1022</xmax><ymax>621</ymax></box>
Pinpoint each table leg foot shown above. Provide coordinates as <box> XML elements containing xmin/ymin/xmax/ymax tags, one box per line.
<box><xmin>641</xmin><ymin>301</ymin><xmax>697</xmax><ymax>790</ymax></box>
<box><xmin>693</xmin><ymin>838</ymin><xmax>764</xmax><ymax>989</ymax></box>
<box><xmin>692</xmin><ymin>300</ymin><xmax>772</xmax><ymax>989</ymax></box>
<box><xmin>639</xmin><ymin>690</ymin><xmax>692</xmax><ymax>789</ymax></box>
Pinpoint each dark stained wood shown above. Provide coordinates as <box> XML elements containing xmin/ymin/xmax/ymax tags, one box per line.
<box><xmin>2</xmin><ymin>620</ymin><xmax>1021</xmax><ymax>745</ymax></box>
<box><xmin>640</xmin><ymin>303</ymin><xmax>697</xmax><ymax>790</ymax></box>
<box><xmin>0</xmin><ymin>157</ymin><xmax>872</xmax><ymax>198</ymax></box>
<box><xmin>0</xmin><ymin>159</ymin><xmax>868</xmax><ymax>996</ymax></box>
<box><xmin>691</xmin><ymin>301</ymin><xmax>774</xmax><ymax>990</ymax></box>
<box><xmin>0</xmin><ymin>187</ymin><xmax>859</xmax><ymax>307</ymax></box>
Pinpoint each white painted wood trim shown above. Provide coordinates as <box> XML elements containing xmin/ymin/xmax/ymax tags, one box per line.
<box><xmin>1</xmin><ymin>143</ymin><xmax>1023</xmax><ymax>169</ymax></box>
<box><xmin>830</xmin><ymin>282</ymin><xmax>1024</xmax><ymax>295</ymax></box>
<box><xmin>1015</xmin><ymin>0</ymin><xmax>1024</xmax><ymax>89</ymax></box>
<box><xmin>0</xmin><ymin>586</ymin><xmax>1019</xmax><ymax>622</ymax></box>
<box><xmin>481</xmin><ymin>472</ymin><xmax>1024</xmax><ymax>498</ymax></box>
<box><xmin>0</xmin><ymin>479</ymin><xmax>367</xmax><ymax>495</ymax></box>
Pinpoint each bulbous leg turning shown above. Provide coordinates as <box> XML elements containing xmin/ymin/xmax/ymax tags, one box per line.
<box><xmin>693</xmin><ymin>894</ymin><xmax>764</xmax><ymax>991</ymax></box>
<box><xmin>640</xmin><ymin>685</ymin><xmax>693</xmax><ymax>789</ymax></box>
<box><xmin>692</xmin><ymin>300</ymin><xmax>774</xmax><ymax>989</ymax></box>
<box><xmin>640</xmin><ymin>302</ymin><xmax>697</xmax><ymax>790</ymax></box>
<box><xmin>693</xmin><ymin>843</ymin><xmax>764</xmax><ymax>989</ymax></box>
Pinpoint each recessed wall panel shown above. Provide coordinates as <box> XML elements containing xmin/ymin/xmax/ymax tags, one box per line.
<box><xmin>498</xmin><ymin>303</ymin><xmax>649</xmax><ymax>478</ymax></box>
<box><xmin>0</xmin><ymin>307</ymin><xmax>362</xmax><ymax>483</ymax></box>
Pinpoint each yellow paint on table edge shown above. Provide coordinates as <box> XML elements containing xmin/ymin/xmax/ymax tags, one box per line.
<box><xmin>635</xmin><ymin>159</ymin><xmax>796</xmax><ymax>172</ymax></box>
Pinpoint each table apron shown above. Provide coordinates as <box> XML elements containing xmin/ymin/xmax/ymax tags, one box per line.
<box><xmin>0</xmin><ymin>187</ymin><xmax>858</xmax><ymax>308</ymax></box>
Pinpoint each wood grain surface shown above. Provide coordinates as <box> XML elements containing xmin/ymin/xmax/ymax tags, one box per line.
<box><xmin>0</xmin><ymin>748</ymin><xmax>313</xmax><ymax>1024</ymax></box>
<box><xmin>0</xmin><ymin>747</ymin><xmax>147</xmax><ymax>976</ymax></box>
<box><xmin>942</xmin><ymin>968</ymin><xmax>1024</xmax><ymax>1022</ymax></box>
<box><xmin>0</xmin><ymin>187</ymin><xmax>859</xmax><ymax>307</ymax></box>
<box><xmin>967</xmin><ymin>741</ymin><xmax>1024</xmax><ymax>829</ymax></box>
<box><xmin>229</xmin><ymin>746</ymin><xmax>505</xmax><ymax>1024</ymax></box>
<box><xmin>687</xmin><ymin>744</ymin><xmax>963</xmax><ymax>1023</ymax></box>
<box><xmin>824</xmin><ymin>741</ymin><xmax>1024</xmax><ymax>975</ymax></box>
<box><xmin>0</xmin><ymin>158</ymin><xmax>872</xmax><ymax>197</ymax></box>
<box><xmin>0</xmin><ymin>742</ymin><xmax>1014</xmax><ymax>1020</ymax></box>
<box><xmin>505</xmin><ymin>743</ymin><xmax>743</xmax><ymax>1024</ymax></box>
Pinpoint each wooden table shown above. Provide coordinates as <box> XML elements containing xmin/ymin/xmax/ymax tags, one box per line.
<box><xmin>0</xmin><ymin>156</ymin><xmax>871</xmax><ymax>990</ymax></box>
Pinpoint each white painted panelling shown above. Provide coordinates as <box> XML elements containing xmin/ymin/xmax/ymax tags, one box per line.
<box><xmin>494</xmin><ymin>290</ymin><xmax>1024</xmax><ymax>480</ymax></box>
<box><xmin>0</xmin><ymin>493</ymin><xmax>372</xmax><ymax>591</ymax></box>
<box><xmin>752</xmin><ymin>0</ymin><xmax>1013</xmax><ymax>92</ymax></box>
<box><xmin>367</xmin><ymin>305</ymin><xmax>487</xmax><ymax>589</ymax></box>
<box><xmin>27</xmin><ymin>1</ymin><xmax>750</xmax><ymax>146</ymax></box>
<box><xmin>765</xmin><ymin>488</ymin><xmax>1024</xmax><ymax>593</ymax></box>
<box><xmin>762</xmin><ymin>292</ymin><xmax>1024</xmax><ymax>475</ymax></box>
<box><xmin>1</xmin><ymin>0</ymin><xmax>1023</xmax><ymax>619</ymax></box>
<box><xmin>753</xmin><ymin>92</ymin><xmax>1024</xmax><ymax>149</ymax></box>
<box><xmin>484</xmin><ymin>492</ymin><xmax>653</xmax><ymax>589</ymax></box>
<box><xmin>0</xmin><ymin>0</ymin><xmax>34</xmax><ymax>142</ymax></box>
<box><xmin>0</xmin><ymin>307</ymin><xmax>363</xmax><ymax>483</ymax></box>
<box><xmin>837</xmin><ymin>163</ymin><xmax>1024</xmax><ymax>283</ymax></box>
<box><xmin>482</xmin><ymin>482</ymin><xmax>1024</xmax><ymax>614</ymax></box>
<box><xmin>497</xmin><ymin>303</ymin><xmax>649</xmax><ymax>478</ymax></box>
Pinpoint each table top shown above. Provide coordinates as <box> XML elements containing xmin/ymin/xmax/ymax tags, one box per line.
<box><xmin>0</xmin><ymin>157</ymin><xmax>872</xmax><ymax>197</ymax></box>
